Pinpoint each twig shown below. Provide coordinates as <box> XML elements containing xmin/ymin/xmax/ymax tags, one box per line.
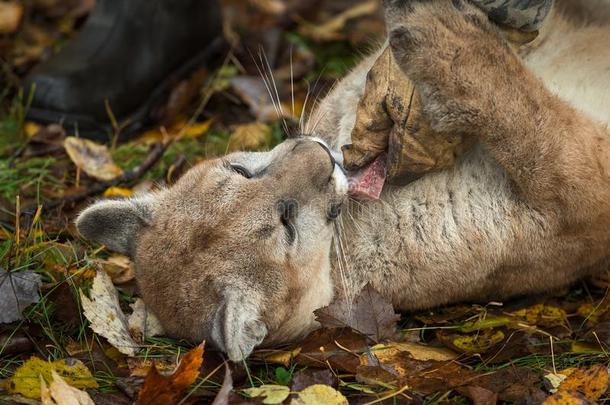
<box><xmin>42</xmin><ymin>141</ymin><xmax>171</xmax><ymax>211</ymax></box>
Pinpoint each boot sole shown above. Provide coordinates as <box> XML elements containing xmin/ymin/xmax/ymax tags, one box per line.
<box><xmin>26</xmin><ymin>37</ymin><xmax>227</xmax><ymax>142</ymax></box>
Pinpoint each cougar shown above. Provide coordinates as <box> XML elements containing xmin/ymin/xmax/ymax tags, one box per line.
<box><xmin>77</xmin><ymin>0</ymin><xmax>610</xmax><ymax>361</ymax></box>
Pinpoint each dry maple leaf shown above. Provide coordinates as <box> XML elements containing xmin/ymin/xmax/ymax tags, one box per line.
<box><xmin>314</xmin><ymin>284</ymin><xmax>400</xmax><ymax>342</ymax></box>
<box><xmin>135</xmin><ymin>342</ymin><xmax>205</xmax><ymax>405</ymax></box>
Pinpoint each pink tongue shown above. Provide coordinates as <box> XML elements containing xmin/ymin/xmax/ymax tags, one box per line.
<box><xmin>347</xmin><ymin>154</ymin><xmax>387</xmax><ymax>201</ymax></box>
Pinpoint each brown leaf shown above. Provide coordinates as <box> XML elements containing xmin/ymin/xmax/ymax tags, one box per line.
<box><xmin>457</xmin><ymin>386</ymin><xmax>498</xmax><ymax>405</ymax></box>
<box><xmin>211</xmin><ymin>363</ymin><xmax>233</xmax><ymax>405</ymax></box>
<box><xmin>0</xmin><ymin>2</ymin><xmax>23</xmax><ymax>34</ymax></box>
<box><xmin>135</xmin><ymin>342</ymin><xmax>205</xmax><ymax>405</ymax></box>
<box><xmin>291</xmin><ymin>370</ymin><xmax>337</xmax><ymax>392</ymax></box>
<box><xmin>315</xmin><ymin>284</ymin><xmax>399</xmax><ymax>342</ymax></box>
<box><xmin>64</xmin><ymin>136</ymin><xmax>124</xmax><ymax>181</ymax></box>
<box><xmin>295</xmin><ymin>328</ymin><xmax>368</xmax><ymax>373</ymax></box>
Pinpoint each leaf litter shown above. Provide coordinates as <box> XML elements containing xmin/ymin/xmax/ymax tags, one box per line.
<box><xmin>2</xmin><ymin>0</ymin><xmax>610</xmax><ymax>404</ymax></box>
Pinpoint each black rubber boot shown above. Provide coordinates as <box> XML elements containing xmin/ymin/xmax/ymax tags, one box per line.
<box><xmin>24</xmin><ymin>0</ymin><xmax>224</xmax><ymax>141</ymax></box>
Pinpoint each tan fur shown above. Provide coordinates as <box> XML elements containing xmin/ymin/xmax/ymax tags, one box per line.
<box><xmin>77</xmin><ymin>0</ymin><xmax>610</xmax><ymax>360</ymax></box>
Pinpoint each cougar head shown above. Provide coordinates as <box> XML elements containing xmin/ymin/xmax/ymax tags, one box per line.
<box><xmin>76</xmin><ymin>137</ymin><xmax>347</xmax><ymax>361</ymax></box>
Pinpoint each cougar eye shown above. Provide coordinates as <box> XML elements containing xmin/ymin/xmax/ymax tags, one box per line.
<box><xmin>278</xmin><ymin>199</ymin><xmax>298</xmax><ymax>244</ymax></box>
<box><xmin>231</xmin><ymin>165</ymin><xmax>252</xmax><ymax>178</ymax></box>
<box><xmin>327</xmin><ymin>203</ymin><xmax>342</xmax><ymax>220</ymax></box>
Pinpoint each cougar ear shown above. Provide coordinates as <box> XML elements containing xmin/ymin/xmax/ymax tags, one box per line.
<box><xmin>75</xmin><ymin>195</ymin><xmax>155</xmax><ymax>256</ymax></box>
<box><xmin>211</xmin><ymin>290</ymin><xmax>267</xmax><ymax>362</ymax></box>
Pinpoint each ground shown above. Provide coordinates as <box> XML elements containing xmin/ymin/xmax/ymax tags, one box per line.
<box><xmin>0</xmin><ymin>1</ymin><xmax>609</xmax><ymax>404</ymax></box>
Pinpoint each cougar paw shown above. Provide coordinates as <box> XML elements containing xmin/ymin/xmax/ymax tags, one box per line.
<box><xmin>384</xmin><ymin>0</ymin><xmax>519</xmax><ymax>134</ymax></box>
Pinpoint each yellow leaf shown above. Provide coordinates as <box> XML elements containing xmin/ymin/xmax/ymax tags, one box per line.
<box><xmin>135</xmin><ymin>118</ymin><xmax>212</xmax><ymax>144</ymax></box>
<box><xmin>291</xmin><ymin>385</ymin><xmax>348</xmax><ymax>405</ymax></box>
<box><xmin>181</xmin><ymin>119</ymin><xmax>213</xmax><ymax>139</ymax></box>
<box><xmin>40</xmin><ymin>371</ymin><xmax>94</xmax><ymax>405</ymax></box>
<box><xmin>228</xmin><ymin>123</ymin><xmax>272</xmax><ymax>152</ymax></box>
<box><xmin>577</xmin><ymin>296</ymin><xmax>610</xmax><ymax>324</ymax></box>
<box><xmin>24</xmin><ymin>122</ymin><xmax>42</xmax><ymax>137</ymax></box>
<box><xmin>8</xmin><ymin>357</ymin><xmax>98</xmax><ymax>399</ymax></box>
<box><xmin>512</xmin><ymin>304</ymin><xmax>567</xmax><ymax>327</ymax></box>
<box><xmin>452</xmin><ymin>330</ymin><xmax>505</xmax><ymax>353</ymax></box>
<box><xmin>457</xmin><ymin>315</ymin><xmax>511</xmax><ymax>333</ymax></box>
<box><xmin>570</xmin><ymin>341</ymin><xmax>602</xmax><ymax>353</ymax></box>
<box><xmin>103</xmin><ymin>187</ymin><xmax>133</xmax><ymax>198</ymax></box>
<box><xmin>369</xmin><ymin>342</ymin><xmax>458</xmax><ymax>363</ymax></box>
<box><xmin>260</xmin><ymin>347</ymin><xmax>302</xmax><ymax>367</ymax></box>
<box><xmin>64</xmin><ymin>137</ymin><xmax>123</xmax><ymax>181</ymax></box>
<box><xmin>243</xmin><ymin>385</ymin><xmax>290</xmax><ymax>404</ymax></box>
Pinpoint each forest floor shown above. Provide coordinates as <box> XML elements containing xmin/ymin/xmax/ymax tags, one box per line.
<box><xmin>1</xmin><ymin>1</ymin><xmax>609</xmax><ymax>404</ymax></box>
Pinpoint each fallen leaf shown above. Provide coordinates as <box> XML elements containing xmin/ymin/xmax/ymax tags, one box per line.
<box><xmin>103</xmin><ymin>187</ymin><xmax>133</xmax><ymax>198</ymax></box>
<box><xmin>8</xmin><ymin>357</ymin><xmax>97</xmax><ymax>399</ymax></box>
<box><xmin>0</xmin><ymin>1</ymin><xmax>23</xmax><ymax>34</ymax></box>
<box><xmin>542</xmin><ymin>389</ymin><xmax>591</xmax><ymax>405</ymax></box>
<box><xmin>23</xmin><ymin>123</ymin><xmax>66</xmax><ymax>157</ymax></box>
<box><xmin>64</xmin><ymin>137</ymin><xmax>124</xmax><ymax>181</ymax></box>
<box><xmin>258</xmin><ymin>347</ymin><xmax>302</xmax><ymax>367</ymax></box>
<box><xmin>437</xmin><ymin>329</ymin><xmax>506</xmax><ymax>354</ymax></box>
<box><xmin>211</xmin><ymin>364</ymin><xmax>233</xmax><ymax>405</ymax></box>
<box><xmin>0</xmin><ymin>330</ymin><xmax>34</xmax><ymax>356</ymax></box>
<box><xmin>79</xmin><ymin>270</ymin><xmax>140</xmax><ymax>356</ymax></box>
<box><xmin>243</xmin><ymin>385</ymin><xmax>290</xmax><ymax>404</ymax></box>
<box><xmin>291</xmin><ymin>370</ymin><xmax>337</xmax><ymax>392</ymax></box>
<box><xmin>227</xmin><ymin>123</ymin><xmax>273</xmax><ymax>152</ymax></box>
<box><xmin>295</xmin><ymin>328</ymin><xmax>369</xmax><ymax>373</ymax></box>
<box><xmin>315</xmin><ymin>284</ymin><xmax>399</xmax><ymax>342</ymax></box>
<box><xmin>0</xmin><ymin>267</ymin><xmax>42</xmax><ymax>324</ymax></box>
<box><xmin>127</xmin><ymin>298</ymin><xmax>165</xmax><ymax>343</ymax></box>
<box><xmin>554</xmin><ymin>365</ymin><xmax>609</xmax><ymax>402</ymax></box>
<box><xmin>40</xmin><ymin>370</ymin><xmax>94</xmax><ymax>405</ymax></box>
<box><xmin>456</xmin><ymin>386</ymin><xmax>498</xmax><ymax>405</ymax></box>
<box><xmin>545</xmin><ymin>372</ymin><xmax>569</xmax><ymax>394</ymax></box>
<box><xmin>24</xmin><ymin>122</ymin><xmax>42</xmax><ymax>137</ymax></box>
<box><xmin>355</xmin><ymin>365</ymin><xmax>398</xmax><ymax>387</ymax></box>
<box><xmin>135</xmin><ymin>342</ymin><xmax>204</xmax><ymax>405</ymax></box>
<box><xmin>127</xmin><ymin>356</ymin><xmax>178</xmax><ymax>377</ymax></box>
<box><xmin>249</xmin><ymin>0</ymin><xmax>286</xmax><ymax>15</ymax></box>
<box><xmin>457</xmin><ymin>315</ymin><xmax>511</xmax><ymax>333</ymax></box>
<box><xmin>93</xmin><ymin>255</ymin><xmax>134</xmax><ymax>284</ymax></box>
<box><xmin>136</xmin><ymin>118</ymin><xmax>212</xmax><ymax>145</ymax></box>
<box><xmin>298</xmin><ymin>1</ymin><xmax>378</xmax><ymax>42</ymax></box>
<box><xmin>291</xmin><ymin>384</ymin><xmax>348</xmax><ymax>405</ymax></box>
<box><xmin>512</xmin><ymin>304</ymin><xmax>568</xmax><ymax>328</ymax></box>
<box><xmin>369</xmin><ymin>342</ymin><xmax>458</xmax><ymax>363</ymax></box>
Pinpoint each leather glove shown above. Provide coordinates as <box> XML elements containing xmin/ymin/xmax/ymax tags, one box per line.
<box><xmin>342</xmin><ymin>0</ymin><xmax>553</xmax><ymax>184</ymax></box>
